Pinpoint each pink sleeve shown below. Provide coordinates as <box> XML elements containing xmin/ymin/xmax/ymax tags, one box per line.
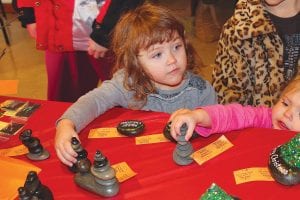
<box><xmin>195</xmin><ymin>104</ymin><xmax>273</xmax><ymax>137</ymax></box>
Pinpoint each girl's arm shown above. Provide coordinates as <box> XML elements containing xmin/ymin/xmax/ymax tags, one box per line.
<box><xmin>59</xmin><ymin>71</ymin><xmax>129</xmax><ymax>133</ymax></box>
<box><xmin>170</xmin><ymin>104</ymin><xmax>272</xmax><ymax>141</ymax></box>
<box><xmin>55</xmin><ymin>70</ymin><xmax>130</xmax><ymax>166</ymax></box>
<box><xmin>195</xmin><ymin>104</ymin><xmax>273</xmax><ymax>136</ymax></box>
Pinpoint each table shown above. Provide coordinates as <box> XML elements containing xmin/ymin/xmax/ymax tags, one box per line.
<box><xmin>1</xmin><ymin>96</ymin><xmax>299</xmax><ymax>199</ymax></box>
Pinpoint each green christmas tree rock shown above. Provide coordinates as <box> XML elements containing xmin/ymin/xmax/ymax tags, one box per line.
<box><xmin>200</xmin><ymin>183</ymin><xmax>236</xmax><ymax>200</ymax></box>
<box><xmin>269</xmin><ymin>133</ymin><xmax>300</xmax><ymax>185</ymax></box>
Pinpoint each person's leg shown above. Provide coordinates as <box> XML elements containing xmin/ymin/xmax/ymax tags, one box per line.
<box><xmin>208</xmin><ymin>5</ymin><xmax>221</xmax><ymax>29</ymax></box>
<box><xmin>191</xmin><ymin>0</ymin><xmax>201</xmax><ymax>28</ymax></box>
<box><xmin>209</xmin><ymin>5</ymin><xmax>221</xmax><ymax>29</ymax></box>
<box><xmin>191</xmin><ymin>0</ymin><xmax>200</xmax><ymax>17</ymax></box>
<box><xmin>46</xmin><ymin>51</ymin><xmax>89</xmax><ymax>102</ymax></box>
<box><xmin>202</xmin><ymin>0</ymin><xmax>220</xmax><ymax>29</ymax></box>
<box><xmin>72</xmin><ymin>51</ymin><xmax>116</xmax><ymax>100</ymax></box>
<box><xmin>69</xmin><ymin>51</ymin><xmax>99</xmax><ymax>102</ymax></box>
<box><xmin>46</xmin><ymin>50</ymin><xmax>113</xmax><ymax>102</ymax></box>
<box><xmin>45</xmin><ymin>51</ymin><xmax>66</xmax><ymax>101</ymax></box>
<box><xmin>89</xmin><ymin>51</ymin><xmax>114</xmax><ymax>81</ymax></box>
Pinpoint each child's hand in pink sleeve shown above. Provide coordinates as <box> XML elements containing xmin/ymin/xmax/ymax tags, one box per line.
<box><xmin>169</xmin><ymin>108</ymin><xmax>211</xmax><ymax>141</ymax></box>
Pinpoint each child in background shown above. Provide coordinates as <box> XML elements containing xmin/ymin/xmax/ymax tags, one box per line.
<box><xmin>212</xmin><ymin>0</ymin><xmax>300</xmax><ymax>107</ymax></box>
<box><xmin>169</xmin><ymin>78</ymin><xmax>300</xmax><ymax>141</ymax></box>
<box><xmin>55</xmin><ymin>3</ymin><xmax>217</xmax><ymax>166</ymax></box>
<box><xmin>13</xmin><ymin>0</ymin><xmax>144</xmax><ymax>102</ymax></box>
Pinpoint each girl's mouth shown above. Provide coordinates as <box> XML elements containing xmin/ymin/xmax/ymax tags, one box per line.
<box><xmin>278</xmin><ymin>121</ymin><xmax>289</xmax><ymax>130</ymax></box>
<box><xmin>168</xmin><ymin>68</ymin><xmax>179</xmax><ymax>75</ymax></box>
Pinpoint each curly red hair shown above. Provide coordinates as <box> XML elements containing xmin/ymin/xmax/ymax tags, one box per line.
<box><xmin>111</xmin><ymin>3</ymin><xmax>200</xmax><ymax>104</ymax></box>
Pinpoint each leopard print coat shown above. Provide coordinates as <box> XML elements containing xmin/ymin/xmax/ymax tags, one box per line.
<box><xmin>212</xmin><ymin>0</ymin><xmax>300</xmax><ymax>107</ymax></box>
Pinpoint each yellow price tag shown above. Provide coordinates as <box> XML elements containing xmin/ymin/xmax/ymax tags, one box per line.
<box><xmin>191</xmin><ymin>135</ymin><xmax>233</xmax><ymax>165</ymax></box>
<box><xmin>233</xmin><ymin>167</ymin><xmax>274</xmax><ymax>184</ymax></box>
<box><xmin>135</xmin><ymin>133</ymin><xmax>169</xmax><ymax>145</ymax></box>
<box><xmin>88</xmin><ymin>128</ymin><xmax>125</xmax><ymax>138</ymax></box>
<box><xmin>112</xmin><ymin>162</ymin><xmax>137</xmax><ymax>182</ymax></box>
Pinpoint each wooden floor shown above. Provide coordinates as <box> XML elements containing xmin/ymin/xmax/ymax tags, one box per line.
<box><xmin>0</xmin><ymin>0</ymin><xmax>235</xmax><ymax>100</ymax></box>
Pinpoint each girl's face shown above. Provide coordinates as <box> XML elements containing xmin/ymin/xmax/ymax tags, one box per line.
<box><xmin>137</xmin><ymin>32</ymin><xmax>187</xmax><ymax>90</ymax></box>
<box><xmin>272</xmin><ymin>90</ymin><xmax>300</xmax><ymax>132</ymax></box>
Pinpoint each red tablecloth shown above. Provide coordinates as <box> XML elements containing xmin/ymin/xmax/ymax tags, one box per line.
<box><xmin>1</xmin><ymin>96</ymin><xmax>299</xmax><ymax>199</ymax></box>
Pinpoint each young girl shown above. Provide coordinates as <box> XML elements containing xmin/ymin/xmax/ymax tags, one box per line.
<box><xmin>55</xmin><ymin>3</ymin><xmax>217</xmax><ymax>166</ymax></box>
<box><xmin>169</xmin><ymin>78</ymin><xmax>300</xmax><ymax>141</ymax></box>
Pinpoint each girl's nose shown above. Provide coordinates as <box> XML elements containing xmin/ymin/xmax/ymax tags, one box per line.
<box><xmin>167</xmin><ymin>51</ymin><xmax>176</xmax><ymax>65</ymax></box>
<box><xmin>284</xmin><ymin>108</ymin><xmax>293</xmax><ymax>121</ymax></box>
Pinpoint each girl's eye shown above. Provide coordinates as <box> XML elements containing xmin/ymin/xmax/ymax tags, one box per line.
<box><xmin>152</xmin><ymin>52</ymin><xmax>162</xmax><ymax>59</ymax></box>
<box><xmin>281</xmin><ymin>100</ymin><xmax>288</xmax><ymax>107</ymax></box>
<box><xmin>174</xmin><ymin>44</ymin><xmax>183</xmax><ymax>51</ymax></box>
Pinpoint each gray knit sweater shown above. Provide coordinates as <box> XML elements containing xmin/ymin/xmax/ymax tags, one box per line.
<box><xmin>60</xmin><ymin>69</ymin><xmax>217</xmax><ymax>132</ymax></box>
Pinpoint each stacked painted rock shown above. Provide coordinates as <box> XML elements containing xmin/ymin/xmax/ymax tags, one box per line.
<box><xmin>18</xmin><ymin>187</ymin><xmax>31</xmax><ymax>200</ymax></box>
<box><xmin>19</xmin><ymin>129</ymin><xmax>49</xmax><ymax>160</ymax></box>
<box><xmin>173</xmin><ymin>123</ymin><xmax>194</xmax><ymax>165</ymax></box>
<box><xmin>200</xmin><ymin>183</ymin><xmax>238</xmax><ymax>200</ymax></box>
<box><xmin>69</xmin><ymin>137</ymin><xmax>91</xmax><ymax>173</ymax></box>
<box><xmin>163</xmin><ymin>121</ymin><xmax>199</xmax><ymax>143</ymax></box>
<box><xmin>18</xmin><ymin>171</ymin><xmax>53</xmax><ymax>200</ymax></box>
<box><xmin>269</xmin><ymin>133</ymin><xmax>300</xmax><ymax>185</ymax></box>
<box><xmin>75</xmin><ymin>150</ymin><xmax>119</xmax><ymax>197</ymax></box>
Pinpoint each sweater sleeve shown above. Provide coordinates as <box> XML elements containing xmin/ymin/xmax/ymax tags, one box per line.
<box><xmin>58</xmin><ymin>70</ymin><xmax>132</xmax><ymax>132</ymax></box>
<box><xmin>195</xmin><ymin>103</ymin><xmax>273</xmax><ymax>137</ymax></box>
<box><xmin>90</xmin><ymin>0</ymin><xmax>145</xmax><ymax>48</ymax></box>
<box><xmin>12</xmin><ymin>0</ymin><xmax>35</xmax><ymax>28</ymax></box>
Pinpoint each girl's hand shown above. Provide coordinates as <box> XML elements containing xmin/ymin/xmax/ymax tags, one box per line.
<box><xmin>55</xmin><ymin>119</ymin><xmax>79</xmax><ymax>167</ymax></box>
<box><xmin>26</xmin><ymin>23</ymin><xmax>37</xmax><ymax>39</ymax></box>
<box><xmin>87</xmin><ymin>39</ymin><xmax>108</xmax><ymax>59</ymax></box>
<box><xmin>169</xmin><ymin>109</ymin><xmax>198</xmax><ymax>141</ymax></box>
<box><xmin>169</xmin><ymin>108</ymin><xmax>211</xmax><ymax>141</ymax></box>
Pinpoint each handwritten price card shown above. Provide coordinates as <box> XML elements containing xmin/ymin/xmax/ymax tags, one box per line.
<box><xmin>88</xmin><ymin>128</ymin><xmax>125</xmax><ymax>138</ymax></box>
<box><xmin>135</xmin><ymin>133</ymin><xmax>169</xmax><ymax>145</ymax></box>
<box><xmin>112</xmin><ymin>162</ymin><xmax>137</xmax><ymax>182</ymax></box>
<box><xmin>0</xmin><ymin>144</ymin><xmax>28</xmax><ymax>156</ymax></box>
<box><xmin>233</xmin><ymin>167</ymin><xmax>274</xmax><ymax>184</ymax></box>
<box><xmin>191</xmin><ymin>135</ymin><xmax>233</xmax><ymax>165</ymax></box>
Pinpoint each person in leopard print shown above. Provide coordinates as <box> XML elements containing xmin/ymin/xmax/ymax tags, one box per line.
<box><xmin>212</xmin><ymin>0</ymin><xmax>300</xmax><ymax>107</ymax></box>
